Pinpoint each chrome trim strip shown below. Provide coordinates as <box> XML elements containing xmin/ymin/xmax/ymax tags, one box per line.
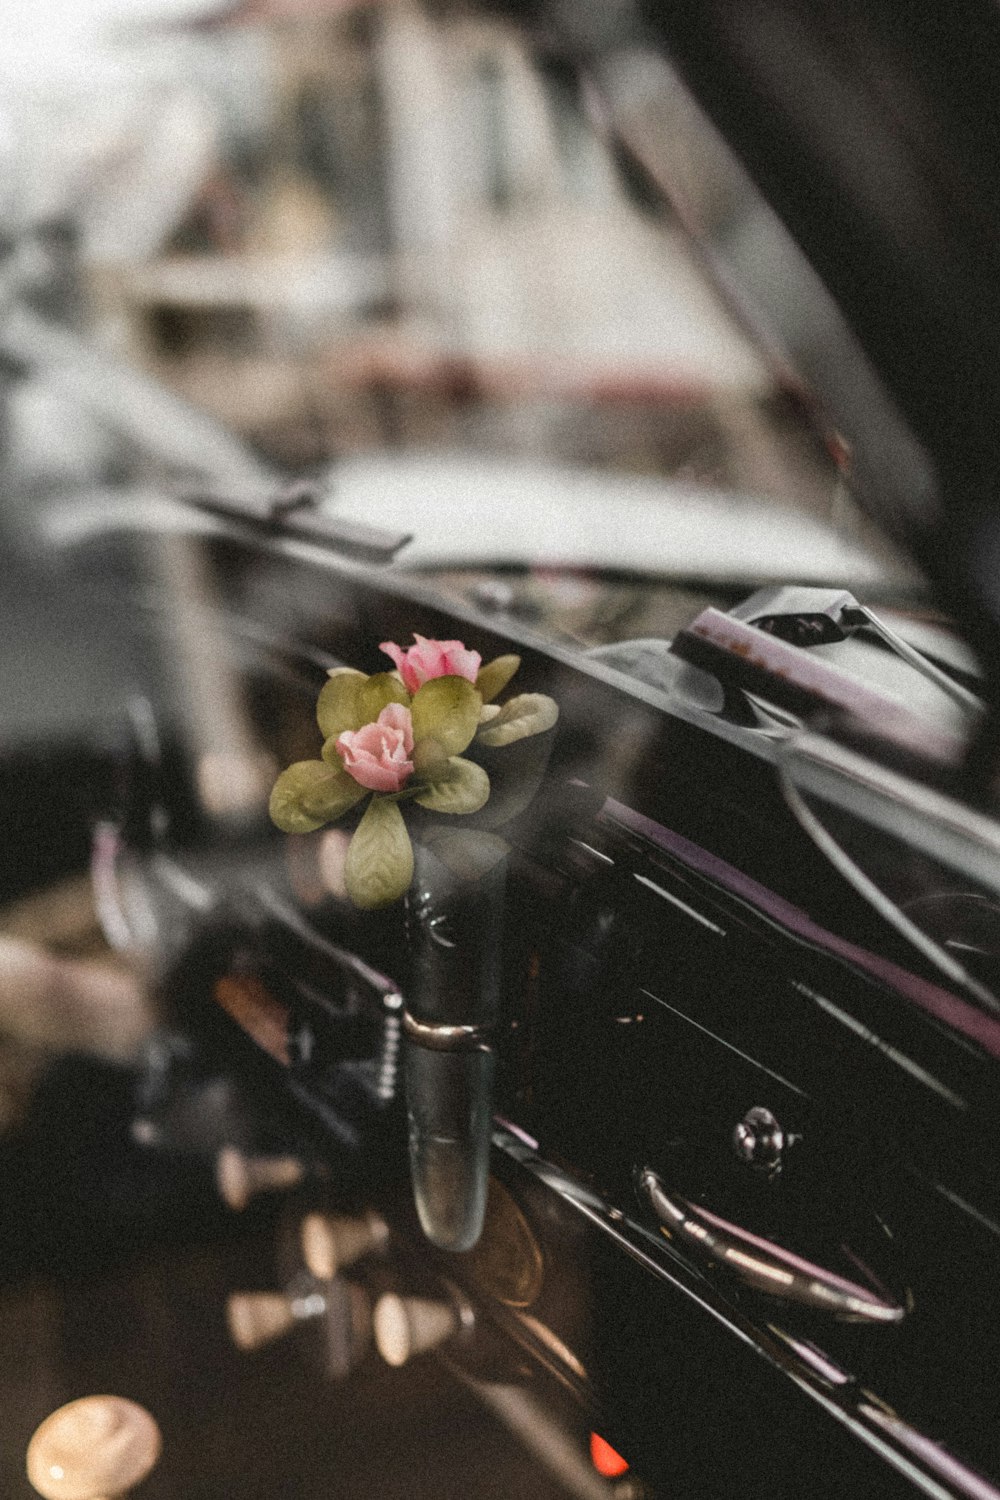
<box><xmin>404</xmin><ymin>1011</ymin><xmax>494</xmax><ymax>1052</ymax></box>
<box><xmin>492</xmin><ymin>1126</ymin><xmax>1000</xmax><ymax>1500</ymax></box>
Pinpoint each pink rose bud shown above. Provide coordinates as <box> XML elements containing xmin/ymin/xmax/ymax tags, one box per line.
<box><xmin>336</xmin><ymin>703</ymin><xmax>415</xmax><ymax>793</ymax></box>
<box><xmin>380</xmin><ymin>634</ymin><xmax>482</xmax><ymax>695</ymax></box>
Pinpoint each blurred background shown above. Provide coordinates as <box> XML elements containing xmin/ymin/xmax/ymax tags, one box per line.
<box><xmin>0</xmin><ymin>2</ymin><xmax>912</xmax><ymax>1494</ymax></box>
<box><xmin>1</xmin><ymin>0</ymin><xmax>857</xmax><ymax>499</ymax></box>
<box><xmin>1</xmin><ymin>0</ymin><xmax>907</xmax><ymax>746</ymax></box>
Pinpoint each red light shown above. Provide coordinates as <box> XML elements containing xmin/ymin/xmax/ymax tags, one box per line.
<box><xmin>590</xmin><ymin>1432</ymin><xmax>629</xmax><ymax>1478</ymax></box>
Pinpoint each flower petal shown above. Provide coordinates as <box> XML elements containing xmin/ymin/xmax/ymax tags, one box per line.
<box><xmin>440</xmin><ymin>643</ymin><xmax>482</xmax><ymax>681</ymax></box>
<box><xmin>379</xmin><ymin>640</ymin><xmax>407</xmax><ymax>675</ymax></box>
<box><xmin>381</xmin><ymin>635</ymin><xmax>480</xmax><ymax>692</ymax></box>
<box><xmin>336</xmin><ymin>746</ymin><xmax>413</xmax><ymax>793</ymax></box>
<box><xmin>334</xmin><ymin>703</ymin><xmax>415</xmax><ymax>791</ymax></box>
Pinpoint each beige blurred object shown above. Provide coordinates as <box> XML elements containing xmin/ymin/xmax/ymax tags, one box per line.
<box><xmin>26</xmin><ymin>1395</ymin><xmax>161</xmax><ymax>1500</ymax></box>
<box><xmin>226</xmin><ymin>1274</ymin><xmax>334</xmax><ymax>1353</ymax></box>
<box><xmin>227</xmin><ymin>1275</ymin><xmax>373</xmax><ymax>1380</ymax></box>
<box><xmin>251</xmin><ymin>173</ymin><xmax>337</xmax><ymax>257</ymax></box>
<box><xmin>151</xmin><ymin>535</ymin><xmax>274</xmax><ymax>829</ymax></box>
<box><xmin>373</xmin><ymin>1293</ymin><xmax>463</xmax><ymax>1368</ymax></box>
<box><xmin>0</xmin><ymin>938</ymin><xmax>153</xmax><ymax>1062</ymax></box>
<box><xmin>195</xmin><ymin>748</ymin><xmax>277</xmax><ymax>820</ymax></box>
<box><xmin>0</xmin><ymin>878</ymin><xmax>153</xmax><ymax>1134</ymax></box>
<box><xmin>0</xmin><ymin>876</ymin><xmax>106</xmax><ymax>959</ymax></box>
<box><xmin>226</xmin><ymin>1289</ymin><xmax>301</xmax><ymax>1351</ymax></box>
<box><xmin>215</xmin><ymin>1144</ymin><xmax>306</xmax><ymax>1211</ymax></box>
<box><xmin>300</xmin><ymin>1209</ymin><xmax>389</xmax><ymax>1280</ymax></box>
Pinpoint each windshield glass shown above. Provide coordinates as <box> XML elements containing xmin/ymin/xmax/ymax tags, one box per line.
<box><xmin>4</xmin><ymin>0</ymin><xmax>940</xmax><ymax>735</ymax></box>
<box><xmin>5</xmin><ymin>2</ymin><xmax>996</xmax><ymax>1073</ymax></box>
<box><xmin>2</xmin><ymin>0</ymin><xmax>908</xmax><ymax>572</ymax></box>
<box><xmin>7</xmin><ymin>0</ymin><xmax>979</xmax><ymax>1009</ymax></box>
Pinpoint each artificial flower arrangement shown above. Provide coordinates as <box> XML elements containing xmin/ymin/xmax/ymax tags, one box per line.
<box><xmin>269</xmin><ymin>635</ymin><xmax>558</xmax><ymax>909</ymax></box>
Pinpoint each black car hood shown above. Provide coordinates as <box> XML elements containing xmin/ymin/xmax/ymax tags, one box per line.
<box><xmin>501</xmin><ymin>0</ymin><xmax>1000</xmax><ymax>703</ymax></box>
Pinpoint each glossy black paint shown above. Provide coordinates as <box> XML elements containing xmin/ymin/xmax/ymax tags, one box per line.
<box><xmin>80</xmin><ymin>520</ymin><xmax>1000</xmax><ymax>1499</ymax></box>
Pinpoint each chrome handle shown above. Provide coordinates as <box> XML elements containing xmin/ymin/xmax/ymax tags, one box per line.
<box><xmin>640</xmin><ymin>1168</ymin><xmax>906</xmax><ymax>1324</ymax></box>
<box><xmin>404</xmin><ymin>843</ymin><xmax>506</xmax><ymax>1253</ymax></box>
<box><xmin>405</xmin><ymin>1043</ymin><xmax>495</xmax><ymax>1253</ymax></box>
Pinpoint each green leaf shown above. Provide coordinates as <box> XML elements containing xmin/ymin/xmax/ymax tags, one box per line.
<box><xmin>412</xmin><ymin>736</ymin><xmax>449</xmax><ymax>777</ymax></box>
<box><xmin>475</xmin><ymin>692</ymin><xmax>559</xmax><ymax>747</ymax></box>
<box><xmin>300</xmin><ymin>762</ymin><xmax>367</xmax><ymax>821</ymax></box>
<box><xmin>415</xmin><ymin>756</ymin><xmax>490</xmax><ymax>814</ymax></box>
<box><xmin>359</xmin><ymin>672</ymin><xmax>410</xmax><ymax>722</ymax></box>
<box><xmin>411</xmin><ymin>676</ymin><xmax>482</xmax><ymax>756</ymax></box>
<box><xmin>269</xmin><ymin>761</ymin><xmax>333</xmax><ymax>833</ymax></box>
<box><xmin>317</xmin><ymin>670</ymin><xmax>366</xmax><ymax>739</ymax></box>
<box><xmin>345</xmin><ymin>795</ymin><xmax>414</xmax><ymax>908</ymax></box>
<box><xmin>475</xmin><ymin>654</ymin><xmax>521</xmax><ymax>703</ymax></box>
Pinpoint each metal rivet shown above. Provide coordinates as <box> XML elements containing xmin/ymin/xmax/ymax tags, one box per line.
<box><xmin>733</xmin><ymin>1106</ymin><xmax>786</xmax><ymax>1175</ymax></box>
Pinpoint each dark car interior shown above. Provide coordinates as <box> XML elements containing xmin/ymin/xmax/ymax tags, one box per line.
<box><xmin>4</xmin><ymin>3</ymin><xmax>1000</xmax><ymax>1499</ymax></box>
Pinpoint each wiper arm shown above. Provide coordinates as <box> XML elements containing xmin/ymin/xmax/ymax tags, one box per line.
<box><xmin>848</xmin><ymin>604</ymin><xmax>983</xmax><ymax>716</ymax></box>
<box><xmin>670</xmin><ymin>604</ymin><xmax>965</xmax><ymax>764</ymax></box>
<box><xmin>730</xmin><ymin>585</ymin><xmax>983</xmax><ymax>717</ymax></box>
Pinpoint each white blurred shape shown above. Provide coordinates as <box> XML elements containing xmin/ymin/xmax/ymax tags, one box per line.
<box><xmin>7</xmin><ymin>379</ymin><xmax>114</xmax><ymax>491</ymax></box>
<box><xmin>324</xmin><ymin>451</ymin><xmax>912</xmax><ymax>588</ymax></box>
<box><xmin>196</xmin><ymin>749</ymin><xmax>278</xmax><ymax>818</ymax></box>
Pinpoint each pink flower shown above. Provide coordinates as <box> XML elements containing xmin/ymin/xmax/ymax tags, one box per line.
<box><xmin>336</xmin><ymin>703</ymin><xmax>415</xmax><ymax>792</ymax></box>
<box><xmin>380</xmin><ymin>634</ymin><xmax>482</xmax><ymax>695</ymax></box>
